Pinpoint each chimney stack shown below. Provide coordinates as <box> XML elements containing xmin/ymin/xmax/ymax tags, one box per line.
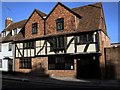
<box><xmin>5</xmin><ymin>17</ymin><xmax>13</xmax><ymax>28</ymax></box>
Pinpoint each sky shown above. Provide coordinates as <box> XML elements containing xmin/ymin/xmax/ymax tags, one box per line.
<box><xmin>0</xmin><ymin>2</ymin><xmax>118</xmax><ymax>43</ymax></box>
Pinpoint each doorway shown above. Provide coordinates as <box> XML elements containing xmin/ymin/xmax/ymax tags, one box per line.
<box><xmin>8</xmin><ymin>60</ymin><xmax>13</xmax><ymax>72</ymax></box>
<box><xmin>77</xmin><ymin>55</ymin><xmax>100</xmax><ymax>79</ymax></box>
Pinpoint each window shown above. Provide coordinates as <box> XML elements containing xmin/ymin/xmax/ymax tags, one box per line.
<box><xmin>76</xmin><ymin>33</ymin><xmax>93</xmax><ymax>44</ymax></box>
<box><xmin>48</xmin><ymin>56</ymin><xmax>74</xmax><ymax>70</ymax></box>
<box><xmin>0</xmin><ymin>59</ymin><xmax>2</xmax><ymax>68</ymax></box>
<box><xmin>9</xmin><ymin>43</ymin><xmax>12</xmax><ymax>51</ymax></box>
<box><xmin>13</xmin><ymin>28</ymin><xmax>17</xmax><ymax>35</ymax></box>
<box><xmin>32</xmin><ymin>23</ymin><xmax>37</xmax><ymax>34</ymax></box>
<box><xmin>19</xmin><ymin>58</ymin><xmax>31</xmax><ymax>69</ymax></box>
<box><xmin>24</xmin><ymin>41</ymin><xmax>35</xmax><ymax>49</ymax></box>
<box><xmin>56</xmin><ymin>18</ymin><xmax>64</xmax><ymax>31</ymax></box>
<box><xmin>51</xmin><ymin>36</ymin><xmax>66</xmax><ymax>51</ymax></box>
<box><xmin>2</xmin><ymin>31</ymin><xmax>6</xmax><ymax>37</ymax></box>
<box><xmin>0</xmin><ymin>43</ymin><xmax>1</xmax><ymax>52</ymax></box>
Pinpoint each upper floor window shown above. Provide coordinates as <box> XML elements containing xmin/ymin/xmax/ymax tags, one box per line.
<box><xmin>51</xmin><ymin>36</ymin><xmax>66</xmax><ymax>51</ymax></box>
<box><xmin>9</xmin><ymin>43</ymin><xmax>12</xmax><ymax>51</ymax></box>
<box><xmin>76</xmin><ymin>33</ymin><xmax>93</xmax><ymax>44</ymax></box>
<box><xmin>24</xmin><ymin>41</ymin><xmax>35</xmax><ymax>49</ymax></box>
<box><xmin>0</xmin><ymin>43</ymin><xmax>1</xmax><ymax>52</ymax></box>
<box><xmin>56</xmin><ymin>18</ymin><xmax>64</xmax><ymax>31</ymax></box>
<box><xmin>32</xmin><ymin>23</ymin><xmax>38</xmax><ymax>34</ymax></box>
<box><xmin>13</xmin><ymin>28</ymin><xmax>17</xmax><ymax>35</ymax></box>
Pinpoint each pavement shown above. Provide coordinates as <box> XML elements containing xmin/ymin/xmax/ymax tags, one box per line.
<box><xmin>1</xmin><ymin>71</ymin><xmax>120</xmax><ymax>88</ymax></box>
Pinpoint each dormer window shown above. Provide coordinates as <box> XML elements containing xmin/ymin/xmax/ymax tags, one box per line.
<box><xmin>56</xmin><ymin>18</ymin><xmax>64</xmax><ymax>31</ymax></box>
<box><xmin>2</xmin><ymin>31</ymin><xmax>6</xmax><ymax>37</ymax></box>
<box><xmin>32</xmin><ymin>23</ymin><xmax>37</xmax><ymax>34</ymax></box>
<box><xmin>13</xmin><ymin>28</ymin><xmax>17</xmax><ymax>35</ymax></box>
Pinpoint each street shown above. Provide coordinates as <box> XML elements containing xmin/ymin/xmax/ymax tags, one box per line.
<box><xmin>2</xmin><ymin>78</ymin><xmax>120</xmax><ymax>89</ymax></box>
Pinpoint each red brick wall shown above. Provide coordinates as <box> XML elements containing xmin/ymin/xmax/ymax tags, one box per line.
<box><xmin>25</xmin><ymin>11</ymin><xmax>44</xmax><ymax>39</ymax></box>
<box><xmin>46</xmin><ymin>4</ymin><xmax>77</xmax><ymax>35</ymax></box>
<box><xmin>98</xmin><ymin>31</ymin><xmax>110</xmax><ymax>79</ymax></box>
<box><xmin>15</xmin><ymin>57</ymin><xmax>77</xmax><ymax>78</ymax></box>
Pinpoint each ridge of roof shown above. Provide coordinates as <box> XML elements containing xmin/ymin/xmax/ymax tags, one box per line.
<box><xmin>45</xmin><ymin>2</ymin><xmax>82</xmax><ymax>20</ymax></box>
<box><xmin>72</xmin><ymin>2</ymin><xmax>102</xmax><ymax>10</ymax></box>
<box><xmin>34</xmin><ymin>9</ymin><xmax>47</xmax><ymax>17</ymax></box>
<box><xmin>71</xmin><ymin>2</ymin><xmax>107</xmax><ymax>35</ymax></box>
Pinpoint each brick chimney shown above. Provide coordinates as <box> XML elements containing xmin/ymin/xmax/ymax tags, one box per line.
<box><xmin>5</xmin><ymin>17</ymin><xmax>13</xmax><ymax>28</ymax></box>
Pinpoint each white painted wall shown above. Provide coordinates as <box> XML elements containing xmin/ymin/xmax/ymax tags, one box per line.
<box><xmin>16</xmin><ymin>33</ymin><xmax>99</xmax><ymax>57</ymax></box>
<box><xmin>0</xmin><ymin>51</ymin><xmax>2</xmax><ymax>71</ymax></box>
<box><xmin>77</xmin><ymin>44</ymin><xmax>96</xmax><ymax>52</ymax></box>
<box><xmin>0</xmin><ymin>42</ymin><xmax>14</xmax><ymax>71</ymax></box>
<box><xmin>66</xmin><ymin>36</ymin><xmax>75</xmax><ymax>53</ymax></box>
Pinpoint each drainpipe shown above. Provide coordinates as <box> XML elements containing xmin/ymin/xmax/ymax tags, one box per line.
<box><xmin>12</xmin><ymin>43</ymin><xmax>15</xmax><ymax>72</ymax></box>
<box><xmin>44</xmin><ymin>17</ymin><xmax>47</xmax><ymax>55</ymax></box>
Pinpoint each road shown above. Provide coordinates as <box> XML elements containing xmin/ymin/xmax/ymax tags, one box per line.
<box><xmin>2</xmin><ymin>78</ymin><xmax>119</xmax><ymax>89</ymax></box>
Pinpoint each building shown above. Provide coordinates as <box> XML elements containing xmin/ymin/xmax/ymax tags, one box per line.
<box><xmin>105</xmin><ymin>43</ymin><xmax>120</xmax><ymax>80</ymax></box>
<box><xmin>14</xmin><ymin>2</ymin><xmax>110</xmax><ymax>79</ymax></box>
<box><xmin>0</xmin><ymin>17</ymin><xmax>27</xmax><ymax>72</ymax></box>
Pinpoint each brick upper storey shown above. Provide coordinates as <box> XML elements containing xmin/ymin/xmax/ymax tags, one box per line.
<box><xmin>45</xmin><ymin>2</ymin><xmax>82</xmax><ymax>36</ymax></box>
<box><xmin>8</xmin><ymin>2</ymin><xmax>108</xmax><ymax>42</ymax></box>
<box><xmin>45</xmin><ymin>2</ymin><xmax>107</xmax><ymax>36</ymax></box>
<box><xmin>24</xmin><ymin>9</ymin><xmax>47</xmax><ymax>39</ymax></box>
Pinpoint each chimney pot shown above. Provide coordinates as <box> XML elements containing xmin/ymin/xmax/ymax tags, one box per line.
<box><xmin>5</xmin><ymin>17</ymin><xmax>13</xmax><ymax>28</ymax></box>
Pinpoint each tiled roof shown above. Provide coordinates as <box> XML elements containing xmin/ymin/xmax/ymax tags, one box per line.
<box><xmin>3</xmin><ymin>2</ymin><xmax>108</xmax><ymax>42</ymax></box>
<box><xmin>2</xmin><ymin>31</ymin><xmax>24</xmax><ymax>43</ymax></box>
<box><xmin>2</xmin><ymin>19</ymin><xmax>27</xmax><ymax>43</ymax></box>
<box><xmin>72</xmin><ymin>2</ymin><xmax>107</xmax><ymax>34</ymax></box>
<box><xmin>35</xmin><ymin>9</ymin><xmax>47</xmax><ymax>17</ymax></box>
<box><xmin>3</xmin><ymin>19</ymin><xmax>27</xmax><ymax>32</ymax></box>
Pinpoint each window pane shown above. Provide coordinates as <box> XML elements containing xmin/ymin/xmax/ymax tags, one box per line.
<box><xmin>56</xmin><ymin>18</ymin><xmax>64</xmax><ymax>31</ymax></box>
<box><xmin>52</xmin><ymin>36</ymin><xmax>66</xmax><ymax>50</ymax></box>
<box><xmin>32</xmin><ymin>23</ymin><xmax>37</xmax><ymax>34</ymax></box>
<box><xmin>0</xmin><ymin>59</ymin><xmax>2</xmax><ymax>68</ymax></box>
<box><xmin>48</xmin><ymin>56</ymin><xmax>74</xmax><ymax>70</ymax></box>
<box><xmin>88</xmin><ymin>34</ymin><xmax>93</xmax><ymax>42</ymax></box>
<box><xmin>9</xmin><ymin>43</ymin><xmax>12</xmax><ymax>51</ymax></box>
<box><xmin>19</xmin><ymin>58</ymin><xmax>31</xmax><ymax>69</ymax></box>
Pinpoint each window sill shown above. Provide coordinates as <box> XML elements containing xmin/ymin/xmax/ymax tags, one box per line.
<box><xmin>19</xmin><ymin>68</ymin><xmax>32</xmax><ymax>69</ymax></box>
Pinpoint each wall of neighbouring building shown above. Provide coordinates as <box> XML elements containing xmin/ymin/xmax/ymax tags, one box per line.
<box><xmin>105</xmin><ymin>46</ymin><xmax>120</xmax><ymax>80</ymax></box>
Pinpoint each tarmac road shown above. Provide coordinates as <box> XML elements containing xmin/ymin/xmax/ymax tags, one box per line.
<box><xmin>2</xmin><ymin>78</ymin><xmax>119</xmax><ymax>89</ymax></box>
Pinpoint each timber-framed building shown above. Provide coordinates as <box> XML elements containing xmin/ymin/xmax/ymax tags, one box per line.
<box><xmin>2</xmin><ymin>2</ymin><xmax>110</xmax><ymax>79</ymax></box>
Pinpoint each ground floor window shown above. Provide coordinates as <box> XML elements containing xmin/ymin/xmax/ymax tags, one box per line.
<box><xmin>19</xmin><ymin>58</ymin><xmax>32</xmax><ymax>69</ymax></box>
<box><xmin>0</xmin><ymin>59</ymin><xmax>2</xmax><ymax>68</ymax></box>
<box><xmin>48</xmin><ymin>56</ymin><xmax>74</xmax><ymax>70</ymax></box>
